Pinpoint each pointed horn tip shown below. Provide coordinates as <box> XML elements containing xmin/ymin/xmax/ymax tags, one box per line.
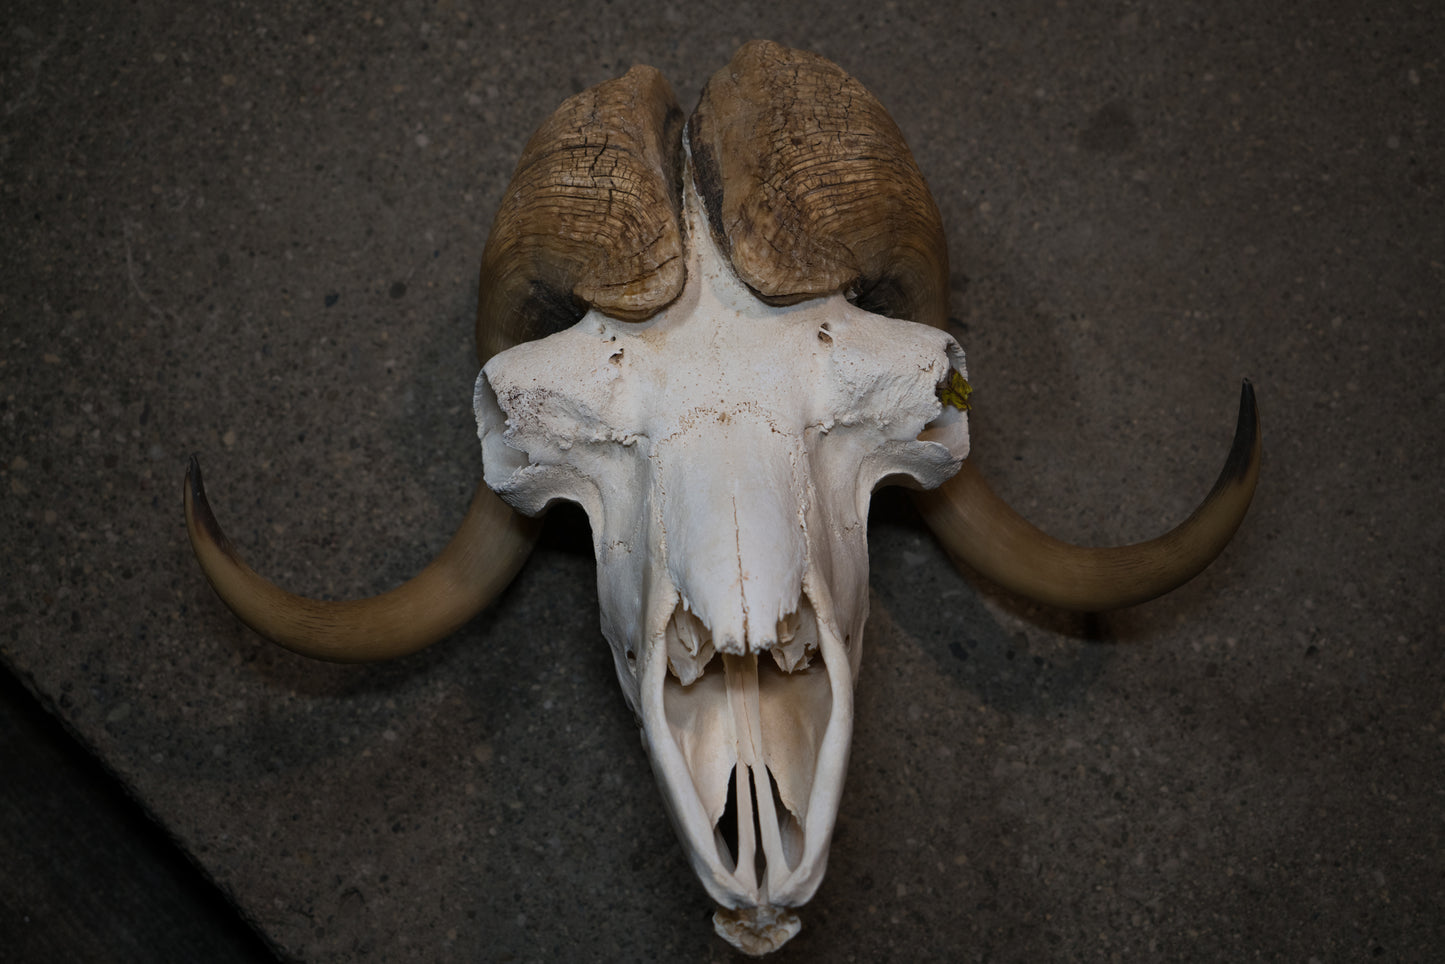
<box><xmin>183</xmin><ymin>454</ymin><xmax>236</xmax><ymax>559</ymax></box>
<box><xmin>915</xmin><ymin>378</ymin><xmax>1262</xmax><ymax>613</ymax></box>
<box><xmin>185</xmin><ymin>453</ymin><xmax>202</xmax><ymax>494</ymax></box>
<box><xmin>1218</xmin><ymin>378</ymin><xmax>1261</xmax><ymax>491</ymax></box>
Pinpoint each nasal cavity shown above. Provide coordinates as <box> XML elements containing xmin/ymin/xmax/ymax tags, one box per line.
<box><xmin>664</xmin><ymin>598</ymin><xmax>821</xmax><ymax>685</ymax></box>
<box><xmin>717</xmin><ymin>762</ymin><xmax>803</xmax><ymax>880</ymax></box>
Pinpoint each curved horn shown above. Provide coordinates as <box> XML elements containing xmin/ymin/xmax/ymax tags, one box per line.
<box><xmin>914</xmin><ymin>381</ymin><xmax>1261</xmax><ymax>611</ymax></box>
<box><xmin>185</xmin><ymin>457</ymin><xmax>539</xmax><ymax>661</ymax></box>
<box><xmin>687</xmin><ymin>39</ymin><xmax>949</xmax><ymax>329</ymax></box>
<box><xmin>476</xmin><ymin>64</ymin><xmax>687</xmax><ymax>363</ymax></box>
<box><xmin>184</xmin><ymin>68</ymin><xmax>688</xmax><ymax>658</ymax></box>
<box><xmin>688</xmin><ymin>42</ymin><xmax>1259</xmax><ymax>611</ymax></box>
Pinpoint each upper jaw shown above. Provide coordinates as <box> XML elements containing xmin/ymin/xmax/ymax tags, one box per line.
<box><xmin>635</xmin><ymin>572</ymin><xmax>855</xmax><ymax>955</ymax></box>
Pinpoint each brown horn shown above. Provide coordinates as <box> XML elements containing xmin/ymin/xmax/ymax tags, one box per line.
<box><xmin>184</xmin><ymin>457</ymin><xmax>538</xmax><ymax>662</ymax></box>
<box><xmin>690</xmin><ymin>41</ymin><xmax>1261</xmax><ymax>610</ymax></box>
<box><xmin>687</xmin><ymin>39</ymin><xmax>949</xmax><ymax>329</ymax></box>
<box><xmin>184</xmin><ymin>66</ymin><xmax>691</xmax><ymax>659</ymax></box>
<box><xmin>476</xmin><ymin>65</ymin><xmax>687</xmax><ymax>363</ymax></box>
<box><xmin>914</xmin><ymin>381</ymin><xmax>1261</xmax><ymax>611</ymax></box>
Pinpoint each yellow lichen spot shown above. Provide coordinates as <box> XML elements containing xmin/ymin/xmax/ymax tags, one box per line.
<box><xmin>938</xmin><ymin>369</ymin><xmax>973</xmax><ymax>411</ymax></box>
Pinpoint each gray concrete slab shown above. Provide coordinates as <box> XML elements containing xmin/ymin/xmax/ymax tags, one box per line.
<box><xmin>0</xmin><ymin>666</ymin><xmax>274</xmax><ymax>962</ymax></box>
<box><xmin>3</xmin><ymin>0</ymin><xmax>1440</xmax><ymax>961</ymax></box>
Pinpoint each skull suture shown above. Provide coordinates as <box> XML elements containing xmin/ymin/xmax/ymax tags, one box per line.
<box><xmin>185</xmin><ymin>41</ymin><xmax>1259</xmax><ymax>956</ymax></box>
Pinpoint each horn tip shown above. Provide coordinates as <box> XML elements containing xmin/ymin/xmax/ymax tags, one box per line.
<box><xmin>1220</xmin><ymin>379</ymin><xmax>1261</xmax><ymax>488</ymax></box>
<box><xmin>184</xmin><ymin>454</ymin><xmax>237</xmax><ymax>558</ymax></box>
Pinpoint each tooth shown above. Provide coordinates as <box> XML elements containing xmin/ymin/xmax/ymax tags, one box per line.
<box><xmin>667</xmin><ymin>607</ymin><xmax>715</xmax><ymax>685</ymax></box>
<box><xmin>769</xmin><ymin>608</ymin><xmax>817</xmax><ymax>672</ymax></box>
<box><xmin>681</xmin><ymin>608</ymin><xmax>706</xmax><ymax>655</ymax></box>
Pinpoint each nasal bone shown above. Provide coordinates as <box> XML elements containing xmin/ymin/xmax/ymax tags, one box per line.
<box><xmin>660</xmin><ymin>437</ymin><xmax>809</xmax><ymax>654</ymax></box>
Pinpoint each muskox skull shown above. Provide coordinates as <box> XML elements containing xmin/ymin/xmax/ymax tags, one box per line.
<box><xmin>185</xmin><ymin>41</ymin><xmax>1260</xmax><ymax>955</ymax></box>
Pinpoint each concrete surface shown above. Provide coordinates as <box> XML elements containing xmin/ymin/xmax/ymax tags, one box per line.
<box><xmin>3</xmin><ymin>0</ymin><xmax>1441</xmax><ymax>961</ymax></box>
<box><xmin>0</xmin><ymin>666</ymin><xmax>273</xmax><ymax>963</ymax></box>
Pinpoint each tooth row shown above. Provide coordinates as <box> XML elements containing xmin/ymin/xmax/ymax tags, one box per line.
<box><xmin>666</xmin><ymin>606</ymin><xmax>820</xmax><ymax>684</ymax></box>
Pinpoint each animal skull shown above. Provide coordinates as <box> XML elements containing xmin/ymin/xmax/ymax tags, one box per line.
<box><xmin>184</xmin><ymin>41</ymin><xmax>1260</xmax><ymax>956</ymax></box>
<box><xmin>476</xmin><ymin>172</ymin><xmax>970</xmax><ymax>949</ymax></box>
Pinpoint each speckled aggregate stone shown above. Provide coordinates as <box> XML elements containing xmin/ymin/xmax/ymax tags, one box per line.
<box><xmin>2</xmin><ymin>0</ymin><xmax>1442</xmax><ymax>961</ymax></box>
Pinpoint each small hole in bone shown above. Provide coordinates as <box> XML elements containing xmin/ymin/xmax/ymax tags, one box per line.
<box><xmin>609</xmin><ymin>348</ymin><xmax>623</xmax><ymax>365</ymax></box>
<box><xmin>817</xmin><ymin>323</ymin><xmax>833</xmax><ymax>344</ymax></box>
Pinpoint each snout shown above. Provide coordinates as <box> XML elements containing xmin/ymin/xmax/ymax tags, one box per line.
<box><xmin>638</xmin><ymin>577</ymin><xmax>854</xmax><ymax>955</ymax></box>
<box><xmin>632</xmin><ymin>425</ymin><xmax>857</xmax><ymax>954</ymax></box>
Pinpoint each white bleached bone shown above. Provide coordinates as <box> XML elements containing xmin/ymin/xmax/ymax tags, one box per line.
<box><xmin>476</xmin><ymin>177</ymin><xmax>969</xmax><ymax>954</ymax></box>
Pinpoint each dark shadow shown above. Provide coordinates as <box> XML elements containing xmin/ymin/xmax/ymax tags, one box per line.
<box><xmin>0</xmin><ymin>667</ymin><xmax>278</xmax><ymax>964</ymax></box>
<box><xmin>867</xmin><ymin>487</ymin><xmax>1114</xmax><ymax>716</ymax></box>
